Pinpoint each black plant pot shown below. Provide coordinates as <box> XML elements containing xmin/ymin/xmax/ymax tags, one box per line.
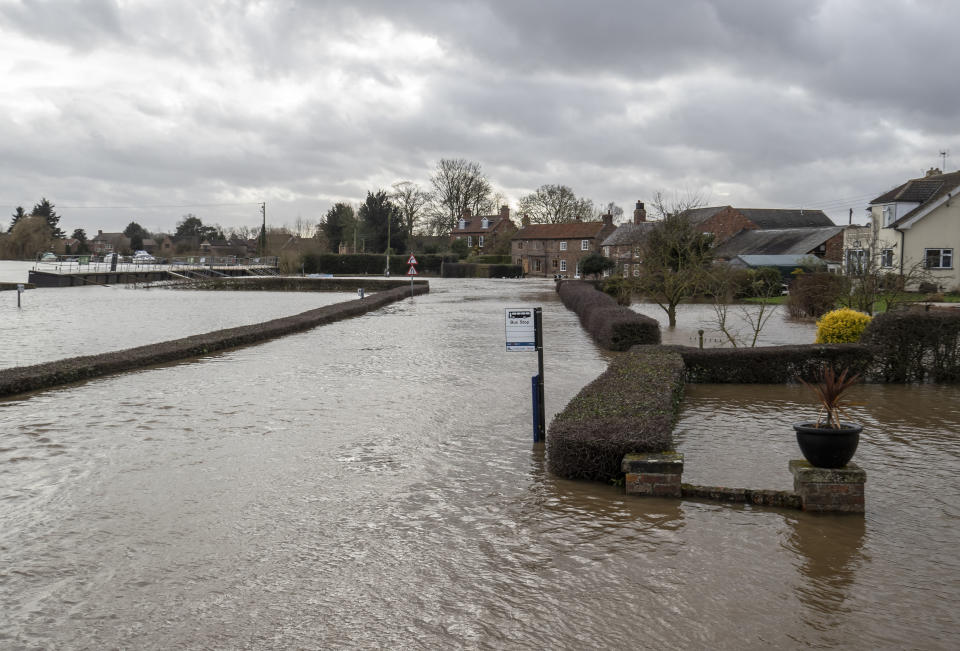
<box><xmin>793</xmin><ymin>422</ymin><xmax>862</xmax><ymax>468</ymax></box>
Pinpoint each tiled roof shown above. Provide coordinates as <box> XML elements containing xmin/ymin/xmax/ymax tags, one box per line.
<box><xmin>601</xmin><ymin>222</ymin><xmax>655</xmax><ymax>246</ymax></box>
<box><xmin>453</xmin><ymin>215</ymin><xmax>515</xmax><ymax>236</ymax></box>
<box><xmin>870</xmin><ymin>170</ymin><xmax>960</xmax><ymax>227</ymax></box>
<box><xmin>680</xmin><ymin>206</ymin><xmax>833</xmax><ymax>228</ymax></box>
<box><xmin>737</xmin><ymin>209</ymin><xmax>834</xmax><ymax>228</ymax></box>
<box><xmin>515</xmin><ymin>221</ymin><xmax>610</xmax><ymax>239</ymax></box>
<box><xmin>712</xmin><ymin>226</ymin><xmax>843</xmax><ymax>257</ymax></box>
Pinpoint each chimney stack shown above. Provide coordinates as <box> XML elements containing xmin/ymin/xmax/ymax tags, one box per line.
<box><xmin>927</xmin><ymin>167</ymin><xmax>943</xmax><ymax>177</ymax></box>
<box><xmin>463</xmin><ymin>207</ymin><xmax>472</xmax><ymax>219</ymax></box>
<box><xmin>602</xmin><ymin>212</ymin><xmax>613</xmax><ymax>226</ymax></box>
<box><xmin>521</xmin><ymin>214</ymin><xmax>531</xmax><ymax>227</ymax></box>
<box><xmin>500</xmin><ymin>205</ymin><xmax>509</xmax><ymax>218</ymax></box>
<box><xmin>634</xmin><ymin>201</ymin><xmax>646</xmax><ymax>224</ymax></box>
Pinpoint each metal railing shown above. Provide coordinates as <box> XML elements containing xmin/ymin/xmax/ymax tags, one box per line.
<box><xmin>32</xmin><ymin>255</ymin><xmax>280</xmax><ymax>274</ymax></box>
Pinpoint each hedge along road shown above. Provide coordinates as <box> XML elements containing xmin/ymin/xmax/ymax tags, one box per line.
<box><xmin>2</xmin><ymin>277</ymin><xmax>947</xmax><ymax>649</ymax></box>
<box><xmin>0</xmin><ymin>282</ymin><xmax>429</xmax><ymax>398</ymax></box>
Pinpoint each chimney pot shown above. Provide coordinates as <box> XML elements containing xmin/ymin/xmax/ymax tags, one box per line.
<box><xmin>634</xmin><ymin>201</ymin><xmax>647</xmax><ymax>224</ymax></box>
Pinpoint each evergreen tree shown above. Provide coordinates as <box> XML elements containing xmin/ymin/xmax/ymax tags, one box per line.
<box><xmin>30</xmin><ymin>198</ymin><xmax>65</xmax><ymax>238</ymax></box>
<box><xmin>8</xmin><ymin>206</ymin><xmax>27</xmax><ymax>233</ymax></box>
<box><xmin>359</xmin><ymin>190</ymin><xmax>404</xmax><ymax>253</ymax></box>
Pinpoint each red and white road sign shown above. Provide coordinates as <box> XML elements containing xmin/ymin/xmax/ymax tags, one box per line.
<box><xmin>407</xmin><ymin>266</ymin><xmax>418</xmax><ymax>275</ymax></box>
<box><xmin>407</xmin><ymin>255</ymin><xmax>418</xmax><ymax>265</ymax></box>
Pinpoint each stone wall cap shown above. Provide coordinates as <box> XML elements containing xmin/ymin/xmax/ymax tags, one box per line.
<box><xmin>789</xmin><ymin>459</ymin><xmax>866</xmax><ymax>483</ymax></box>
<box><xmin>622</xmin><ymin>451</ymin><xmax>684</xmax><ymax>473</ymax></box>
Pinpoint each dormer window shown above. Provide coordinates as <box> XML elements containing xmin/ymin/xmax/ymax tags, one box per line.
<box><xmin>458</xmin><ymin>219</ymin><xmax>466</xmax><ymax>230</ymax></box>
<box><xmin>882</xmin><ymin>205</ymin><xmax>895</xmax><ymax>227</ymax></box>
<box><xmin>481</xmin><ymin>218</ymin><xmax>489</xmax><ymax>229</ymax></box>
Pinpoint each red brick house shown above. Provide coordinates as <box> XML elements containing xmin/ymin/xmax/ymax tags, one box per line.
<box><xmin>450</xmin><ymin>205</ymin><xmax>517</xmax><ymax>252</ymax></box>
<box><xmin>512</xmin><ymin>214</ymin><xmax>617</xmax><ymax>277</ymax></box>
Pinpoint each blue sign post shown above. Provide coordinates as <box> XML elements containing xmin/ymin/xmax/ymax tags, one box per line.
<box><xmin>506</xmin><ymin>307</ymin><xmax>545</xmax><ymax>442</ymax></box>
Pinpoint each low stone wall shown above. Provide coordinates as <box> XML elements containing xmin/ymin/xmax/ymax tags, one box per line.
<box><xmin>0</xmin><ymin>283</ymin><xmax>428</xmax><ymax>399</ymax></box>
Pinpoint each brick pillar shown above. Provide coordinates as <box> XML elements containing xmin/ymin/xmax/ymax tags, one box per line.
<box><xmin>789</xmin><ymin>460</ymin><xmax>866</xmax><ymax>513</ymax></box>
<box><xmin>622</xmin><ymin>452</ymin><xmax>683</xmax><ymax>497</ymax></box>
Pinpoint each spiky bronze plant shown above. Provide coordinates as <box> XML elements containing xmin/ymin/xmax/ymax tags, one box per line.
<box><xmin>799</xmin><ymin>365</ymin><xmax>861</xmax><ymax>429</ymax></box>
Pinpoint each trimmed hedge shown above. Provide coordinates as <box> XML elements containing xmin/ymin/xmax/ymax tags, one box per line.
<box><xmin>469</xmin><ymin>255</ymin><xmax>512</xmax><ymax>264</ymax></box>
<box><xmin>557</xmin><ymin>280</ymin><xmax>660</xmax><ymax>350</ymax></box>
<box><xmin>547</xmin><ymin>346</ymin><xmax>685</xmax><ymax>481</ymax></box>
<box><xmin>0</xmin><ymin>284</ymin><xmax>429</xmax><ymax>398</ymax></box>
<box><xmin>672</xmin><ymin>344</ymin><xmax>872</xmax><ymax>383</ymax></box>
<box><xmin>861</xmin><ymin>308</ymin><xmax>960</xmax><ymax>382</ymax></box>
<box><xmin>441</xmin><ymin>262</ymin><xmax>522</xmax><ymax>278</ymax></box>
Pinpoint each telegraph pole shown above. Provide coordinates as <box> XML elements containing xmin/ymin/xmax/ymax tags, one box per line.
<box><xmin>259</xmin><ymin>202</ymin><xmax>267</xmax><ymax>256</ymax></box>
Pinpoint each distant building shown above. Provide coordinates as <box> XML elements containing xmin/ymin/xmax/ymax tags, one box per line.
<box><xmin>712</xmin><ymin>226</ymin><xmax>845</xmax><ymax>268</ymax></box>
<box><xmin>601</xmin><ymin>201</ymin><xmax>653</xmax><ymax>277</ymax></box>
<box><xmin>90</xmin><ymin>230</ymin><xmax>131</xmax><ymax>255</ymax></box>
<box><xmin>512</xmin><ymin>213</ymin><xmax>617</xmax><ymax>277</ymax></box>
<box><xmin>680</xmin><ymin>206</ymin><xmax>835</xmax><ymax>245</ymax></box>
<box><xmin>450</xmin><ymin>205</ymin><xmax>517</xmax><ymax>252</ymax></box>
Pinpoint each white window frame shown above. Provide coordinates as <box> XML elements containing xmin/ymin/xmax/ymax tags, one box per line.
<box><xmin>458</xmin><ymin>218</ymin><xmax>466</xmax><ymax>230</ymax></box>
<box><xmin>467</xmin><ymin>236</ymin><xmax>473</xmax><ymax>247</ymax></box>
<box><xmin>581</xmin><ymin>239</ymin><xmax>589</xmax><ymax>251</ymax></box>
<box><xmin>925</xmin><ymin>248</ymin><xmax>953</xmax><ymax>269</ymax></box>
<box><xmin>880</xmin><ymin>248</ymin><xmax>894</xmax><ymax>268</ymax></box>
<box><xmin>478</xmin><ymin>235</ymin><xmax>484</xmax><ymax>248</ymax></box>
<box><xmin>481</xmin><ymin>218</ymin><xmax>489</xmax><ymax>229</ymax></box>
<box><xmin>560</xmin><ymin>241</ymin><xmax>568</xmax><ymax>251</ymax></box>
<box><xmin>560</xmin><ymin>260</ymin><xmax>567</xmax><ymax>272</ymax></box>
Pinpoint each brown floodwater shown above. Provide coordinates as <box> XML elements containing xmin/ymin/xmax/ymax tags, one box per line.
<box><xmin>1</xmin><ymin>278</ymin><xmax>958</xmax><ymax>649</ymax></box>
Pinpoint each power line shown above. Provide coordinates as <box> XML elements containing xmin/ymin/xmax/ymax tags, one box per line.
<box><xmin>53</xmin><ymin>201</ymin><xmax>261</xmax><ymax>210</ymax></box>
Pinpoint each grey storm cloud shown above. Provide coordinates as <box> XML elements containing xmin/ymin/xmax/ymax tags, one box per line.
<box><xmin>1</xmin><ymin>0</ymin><xmax>958</xmax><ymax>233</ymax></box>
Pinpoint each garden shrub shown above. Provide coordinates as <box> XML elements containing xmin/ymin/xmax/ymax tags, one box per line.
<box><xmin>557</xmin><ymin>280</ymin><xmax>660</xmax><ymax>350</ymax></box>
<box><xmin>815</xmin><ymin>308</ymin><xmax>873</xmax><ymax>343</ymax></box>
<box><xmin>674</xmin><ymin>344</ymin><xmax>872</xmax><ymax>383</ymax></box>
<box><xmin>861</xmin><ymin>308</ymin><xmax>960</xmax><ymax>382</ymax></box>
<box><xmin>787</xmin><ymin>272</ymin><xmax>847</xmax><ymax>318</ymax></box>
<box><xmin>601</xmin><ymin>276</ymin><xmax>632</xmax><ymax>305</ymax></box>
<box><xmin>547</xmin><ymin>346</ymin><xmax>684</xmax><ymax>481</ymax></box>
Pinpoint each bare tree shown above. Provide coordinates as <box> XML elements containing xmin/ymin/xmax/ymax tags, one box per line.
<box><xmin>649</xmin><ymin>189</ymin><xmax>706</xmax><ymax>220</ymax></box>
<box><xmin>391</xmin><ymin>181</ymin><xmax>431</xmax><ymax>239</ymax></box>
<box><xmin>518</xmin><ymin>184</ymin><xmax>594</xmax><ymax>224</ymax></box>
<box><xmin>427</xmin><ymin>158</ymin><xmax>492</xmax><ymax>236</ymax></box>
<box><xmin>631</xmin><ymin>211</ymin><xmax>713</xmax><ymax>327</ymax></box>
<box><xmin>290</xmin><ymin>216</ymin><xmax>316</xmax><ymax>239</ymax></box>
<box><xmin>600</xmin><ymin>201</ymin><xmax>625</xmax><ymax>222</ymax></box>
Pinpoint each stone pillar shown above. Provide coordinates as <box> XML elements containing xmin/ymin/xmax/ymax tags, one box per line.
<box><xmin>789</xmin><ymin>460</ymin><xmax>866</xmax><ymax>513</ymax></box>
<box><xmin>622</xmin><ymin>452</ymin><xmax>683</xmax><ymax>497</ymax></box>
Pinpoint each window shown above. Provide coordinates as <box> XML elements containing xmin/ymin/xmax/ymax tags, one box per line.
<box><xmin>882</xmin><ymin>205</ymin><xmax>895</xmax><ymax>227</ymax></box>
<box><xmin>881</xmin><ymin>249</ymin><xmax>894</xmax><ymax>268</ymax></box>
<box><xmin>847</xmin><ymin>249</ymin><xmax>865</xmax><ymax>274</ymax></box>
<box><xmin>478</xmin><ymin>235</ymin><xmax>484</xmax><ymax>248</ymax></box>
<box><xmin>560</xmin><ymin>260</ymin><xmax>567</xmax><ymax>272</ymax></box>
<box><xmin>581</xmin><ymin>239</ymin><xmax>589</xmax><ymax>250</ymax></box>
<box><xmin>603</xmin><ymin>246</ymin><xmax>609</xmax><ymax>256</ymax></box>
<box><xmin>560</xmin><ymin>241</ymin><xmax>567</xmax><ymax>251</ymax></box>
<box><xmin>623</xmin><ymin>263</ymin><xmax>630</xmax><ymax>275</ymax></box>
<box><xmin>458</xmin><ymin>219</ymin><xmax>466</xmax><ymax>230</ymax></box>
<box><xmin>925</xmin><ymin>248</ymin><xmax>953</xmax><ymax>269</ymax></box>
<box><xmin>467</xmin><ymin>236</ymin><xmax>472</xmax><ymax>247</ymax></box>
<box><xmin>518</xmin><ymin>241</ymin><xmax>523</xmax><ymax>250</ymax></box>
<box><xmin>516</xmin><ymin>257</ymin><xmax>522</xmax><ymax>265</ymax></box>
<box><xmin>552</xmin><ymin>259</ymin><xmax>558</xmax><ymax>269</ymax></box>
<box><xmin>481</xmin><ymin>218</ymin><xmax>489</xmax><ymax>229</ymax></box>
<box><xmin>534</xmin><ymin>259</ymin><xmax>542</xmax><ymax>272</ymax></box>
<box><xmin>632</xmin><ymin>267</ymin><xmax>640</xmax><ymax>277</ymax></box>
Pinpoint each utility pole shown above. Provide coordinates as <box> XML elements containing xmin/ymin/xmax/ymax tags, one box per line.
<box><xmin>385</xmin><ymin>211</ymin><xmax>391</xmax><ymax>276</ymax></box>
<box><xmin>259</xmin><ymin>202</ymin><xmax>267</xmax><ymax>257</ymax></box>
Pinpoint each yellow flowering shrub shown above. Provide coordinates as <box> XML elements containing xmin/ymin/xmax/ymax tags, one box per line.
<box><xmin>815</xmin><ymin>308</ymin><xmax>873</xmax><ymax>343</ymax></box>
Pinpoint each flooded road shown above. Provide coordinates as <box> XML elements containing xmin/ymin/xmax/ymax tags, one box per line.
<box><xmin>2</xmin><ymin>278</ymin><xmax>959</xmax><ymax>649</ymax></box>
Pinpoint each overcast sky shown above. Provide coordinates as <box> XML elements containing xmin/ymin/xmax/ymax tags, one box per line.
<box><xmin>2</xmin><ymin>0</ymin><xmax>958</xmax><ymax>236</ymax></box>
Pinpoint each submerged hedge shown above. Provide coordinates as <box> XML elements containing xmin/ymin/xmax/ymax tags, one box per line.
<box><xmin>547</xmin><ymin>346</ymin><xmax>684</xmax><ymax>481</ymax></box>
<box><xmin>441</xmin><ymin>262</ymin><xmax>522</xmax><ymax>278</ymax></box>
<box><xmin>861</xmin><ymin>307</ymin><xmax>960</xmax><ymax>382</ymax></box>
<box><xmin>0</xmin><ymin>284</ymin><xmax>428</xmax><ymax>398</ymax></box>
<box><xmin>674</xmin><ymin>344</ymin><xmax>872</xmax><ymax>383</ymax></box>
<box><xmin>557</xmin><ymin>280</ymin><xmax>660</xmax><ymax>350</ymax></box>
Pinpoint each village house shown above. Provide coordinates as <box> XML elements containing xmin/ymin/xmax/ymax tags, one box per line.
<box><xmin>449</xmin><ymin>205</ymin><xmax>517</xmax><ymax>253</ymax></box>
<box><xmin>601</xmin><ymin>201</ymin><xmax>652</xmax><ymax>277</ymax></box>
<box><xmin>512</xmin><ymin>213</ymin><xmax>617</xmax><ymax>277</ymax></box>
<box><xmin>89</xmin><ymin>230</ymin><xmax>131</xmax><ymax>255</ymax></box>
<box><xmin>865</xmin><ymin>168</ymin><xmax>960</xmax><ymax>291</ymax></box>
